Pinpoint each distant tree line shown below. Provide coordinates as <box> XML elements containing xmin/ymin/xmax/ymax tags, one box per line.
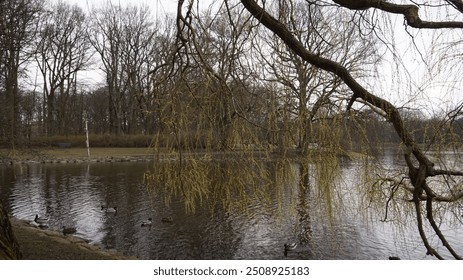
<box><xmin>1</xmin><ymin>0</ymin><xmax>462</xmax><ymax>151</ymax></box>
<box><xmin>2</xmin><ymin>0</ymin><xmax>463</xmax><ymax>260</ymax></box>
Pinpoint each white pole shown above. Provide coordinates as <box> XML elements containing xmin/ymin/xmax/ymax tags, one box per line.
<box><xmin>85</xmin><ymin>118</ymin><xmax>90</xmax><ymax>157</ymax></box>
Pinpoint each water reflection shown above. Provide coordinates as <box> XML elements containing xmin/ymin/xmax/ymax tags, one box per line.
<box><xmin>0</xmin><ymin>153</ymin><xmax>462</xmax><ymax>259</ymax></box>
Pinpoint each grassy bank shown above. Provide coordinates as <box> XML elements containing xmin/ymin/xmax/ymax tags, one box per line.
<box><xmin>0</xmin><ymin>147</ymin><xmax>156</xmax><ymax>164</ymax></box>
<box><xmin>42</xmin><ymin>147</ymin><xmax>154</xmax><ymax>158</ymax></box>
<box><xmin>19</xmin><ymin>134</ymin><xmax>155</xmax><ymax>148</ymax></box>
<box><xmin>11</xmin><ymin>218</ymin><xmax>136</xmax><ymax>260</ymax></box>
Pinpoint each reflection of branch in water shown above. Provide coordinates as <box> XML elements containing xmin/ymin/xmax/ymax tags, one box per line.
<box><xmin>147</xmin><ymin>155</ymin><xmax>278</xmax><ymax>214</ymax></box>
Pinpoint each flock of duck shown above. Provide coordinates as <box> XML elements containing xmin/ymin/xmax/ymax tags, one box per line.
<box><xmin>32</xmin><ymin>211</ymin><xmax>402</xmax><ymax>259</ymax></box>
<box><xmin>33</xmin><ymin>205</ymin><xmax>173</xmax><ymax>237</ymax></box>
<box><xmin>141</xmin><ymin>216</ymin><xmax>173</xmax><ymax>226</ymax></box>
<box><xmin>34</xmin><ymin>214</ymin><xmax>76</xmax><ymax>235</ymax></box>
<box><xmin>34</xmin><ymin>210</ymin><xmax>300</xmax><ymax>257</ymax></box>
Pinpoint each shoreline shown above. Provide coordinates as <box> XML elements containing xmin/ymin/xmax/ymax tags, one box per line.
<box><xmin>10</xmin><ymin>217</ymin><xmax>137</xmax><ymax>260</ymax></box>
<box><xmin>0</xmin><ymin>147</ymin><xmax>156</xmax><ymax>165</ymax></box>
<box><xmin>0</xmin><ymin>146</ymin><xmax>363</xmax><ymax>166</ymax></box>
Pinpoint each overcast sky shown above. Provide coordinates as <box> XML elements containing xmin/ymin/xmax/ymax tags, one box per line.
<box><xmin>49</xmin><ymin>0</ymin><xmax>462</xmax><ymax>112</ymax></box>
<box><xmin>49</xmin><ymin>0</ymin><xmax>185</xmax><ymax>86</ymax></box>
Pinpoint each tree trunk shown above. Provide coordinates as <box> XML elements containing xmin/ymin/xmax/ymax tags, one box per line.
<box><xmin>0</xmin><ymin>200</ymin><xmax>21</xmax><ymax>259</ymax></box>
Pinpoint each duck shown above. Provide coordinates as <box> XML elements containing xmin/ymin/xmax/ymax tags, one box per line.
<box><xmin>34</xmin><ymin>214</ymin><xmax>49</xmax><ymax>225</ymax></box>
<box><xmin>284</xmin><ymin>243</ymin><xmax>297</xmax><ymax>257</ymax></box>
<box><xmin>101</xmin><ymin>206</ymin><xmax>117</xmax><ymax>213</ymax></box>
<box><xmin>62</xmin><ymin>226</ymin><xmax>77</xmax><ymax>235</ymax></box>
<box><xmin>141</xmin><ymin>218</ymin><xmax>152</xmax><ymax>227</ymax></box>
<box><xmin>284</xmin><ymin>243</ymin><xmax>297</xmax><ymax>251</ymax></box>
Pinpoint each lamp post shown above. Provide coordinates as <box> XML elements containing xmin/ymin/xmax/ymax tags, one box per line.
<box><xmin>85</xmin><ymin>117</ymin><xmax>90</xmax><ymax>157</ymax></box>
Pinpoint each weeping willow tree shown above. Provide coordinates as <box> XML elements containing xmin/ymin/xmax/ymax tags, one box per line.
<box><xmin>239</xmin><ymin>0</ymin><xmax>463</xmax><ymax>259</ymax></box>
<box><xmin>145</xmin><ymin>0</ymin><xmax>359</xmax><ymax>217</ymax></box>
<box><xmin>144</xmin><ymin>0</ymin><xmax>463</xmax><ymax>259</ymax></box>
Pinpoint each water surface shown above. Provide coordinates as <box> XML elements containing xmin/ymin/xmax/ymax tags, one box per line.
<box><xmin>1</xmin><ymin>153</ymin><xmax>462</xmax><ymax>259</ymax></box>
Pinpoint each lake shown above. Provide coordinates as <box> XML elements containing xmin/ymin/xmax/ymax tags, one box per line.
<box><xmin>1</xmin><ymin>150</ymin><xmax>462</xmax><ymax>259</ymax></box>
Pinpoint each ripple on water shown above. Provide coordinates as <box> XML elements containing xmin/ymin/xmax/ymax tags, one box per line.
<box><xmin>2</xmin><ymin>159</ymin><xmax>463</xmax><ymax>259</ymax></box>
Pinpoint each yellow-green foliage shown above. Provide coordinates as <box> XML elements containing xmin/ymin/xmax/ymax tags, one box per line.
<box><xmin>145</xmin><ymin>153</ymin><xmax>279</xmax><ymax>215</ymax></box>
<box><xmin>24</xmin><ymin>134</ymin><xmax>155</xmax><ymax>148</ymax></box>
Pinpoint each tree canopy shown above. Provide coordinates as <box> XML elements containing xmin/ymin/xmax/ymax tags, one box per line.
<box><xmin>1</xmin><ymin>0</ymin><xmax>463</xmax><ymax>259</ymax></box>
<box><xmin>172</xmin><ymin>0</ymin><xmax>463</xmax><ymax>259</ymax></box>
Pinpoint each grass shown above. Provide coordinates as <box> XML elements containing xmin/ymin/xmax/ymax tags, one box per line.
<box><xmin>22</xmin><ymin>134</ymin><xmax>155</xmax><ymax>148</ymax></box>
<box><xmin>0</xmin><ymin>147</ymin><xmax>156</xmax><ymax>162</ymax></box>
<box><xmin>43</xmin><ymin>147</ymin><xmax>155</xmax><ymax>159</ymax></box>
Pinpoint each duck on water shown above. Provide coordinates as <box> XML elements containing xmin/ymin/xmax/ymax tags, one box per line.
<box><xmin>34</xmin><ymin>215</ymin><xmax>49</xmax><ymax>226</ymax></box>
<box><xmin>101</xmin><ymin>206</ymin><xmax>117</xmax><ymax>213</ymax></box>
<box><xmin>284</xmin><ymin>243</ymin><xmax>297</xmax><ymax>257</ymax></box>
<box><xmin>141</xmin><ymin>218</ymin><xmax>152</xmax><ymax>227</ymax></box>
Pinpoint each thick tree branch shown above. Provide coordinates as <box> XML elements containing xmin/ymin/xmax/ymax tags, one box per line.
<box><xmin>333</xmin><ymin>0</ymin><xmax>463</xmax><ymax>28</ymax></box>
<box><xmin>413</xmin><ymin>194</ymin><xmax>443</xmax><ymax>258</ymax></box>
<box><xmin>426</xmin><ymin>194</ymin><xmax>462</xmax><ymax>259</ymax></box>
<box><xmin>446</xmin><ymin>0</ymin><xmax>463</xmax><ymax>14</ymax></box>
<box><xmin>240</xmin><ymin>0</ymin><xmax>463</xmax><ymax>259</ymax></box>
<box><xmin>240</xmin><ymin>0</ymin><xmax>433</xmax><ymax>169</ymax></box>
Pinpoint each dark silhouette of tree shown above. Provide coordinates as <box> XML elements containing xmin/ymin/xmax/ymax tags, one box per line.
<box><xmin>0</xmin><ymin>201</ymin><xmax>21</xmax><ymax>259</ymax></box>
<box><xmin>0</xmin><ymin>0</ymin><xmax>42</xmax><ymax>148</ymax></box>
<box><xmin>88</xmin><ymin>3</ymin><xmax>158</xmax><ymax>135</ymax></box>
<box><xmin>35</xmin><ymin>1</ymin><xmax>91</xmax><ymax>136</ymax></box>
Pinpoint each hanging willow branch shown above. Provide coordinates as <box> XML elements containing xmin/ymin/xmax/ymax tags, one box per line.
<box><xmin>240</xmin><ymin>0</ymin><xmax>463</xmax><ymax>259</ymax></box>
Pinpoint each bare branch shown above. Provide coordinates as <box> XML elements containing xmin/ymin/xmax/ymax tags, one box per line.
<box><xmin>240</xmin><ymin>0</ymin><xmax>433</xmax><ymax>168</ymax></box>
<box><xmin>333</xmin><ymin>0</ymin><xmax>463</xmax><ymax>28</ymax></box>
<box><xmin>446</xmin><ymin>0</ymin><xmax>463</xmax><ymax>14</ymax></box>
<box><xmin>241</xmin><ymin>0</ymin><xmax>463</xmax><ymax>260</ymax></box>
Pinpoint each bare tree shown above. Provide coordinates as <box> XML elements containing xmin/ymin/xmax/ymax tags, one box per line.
<box><xmin>0</xmin><ymin>0</ymin><xmax>41</xmax><ymax>148</ymax></box>
<box><xmin>88</xmin><ymin>2</ymin><xmax>158</xmax><ymax>135</ymax></box>
<box><xmin>0</xmin><ymin>0</ymin><xmax>41</xmax><ymax>258</ymax></box>
<box><xmin>147</xmin><ymin>15</ymin><xmax>178</xmax><ymax>135</ymax></box>
<box><xmin>254</xmin><ymin>1</ymin><xmax>379</xmax><ymax>155</ymax></box>
<box><xmin>35</xmin><ymin>2</ymin><xmax>91</xmax><ymax>136</ymax></box>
